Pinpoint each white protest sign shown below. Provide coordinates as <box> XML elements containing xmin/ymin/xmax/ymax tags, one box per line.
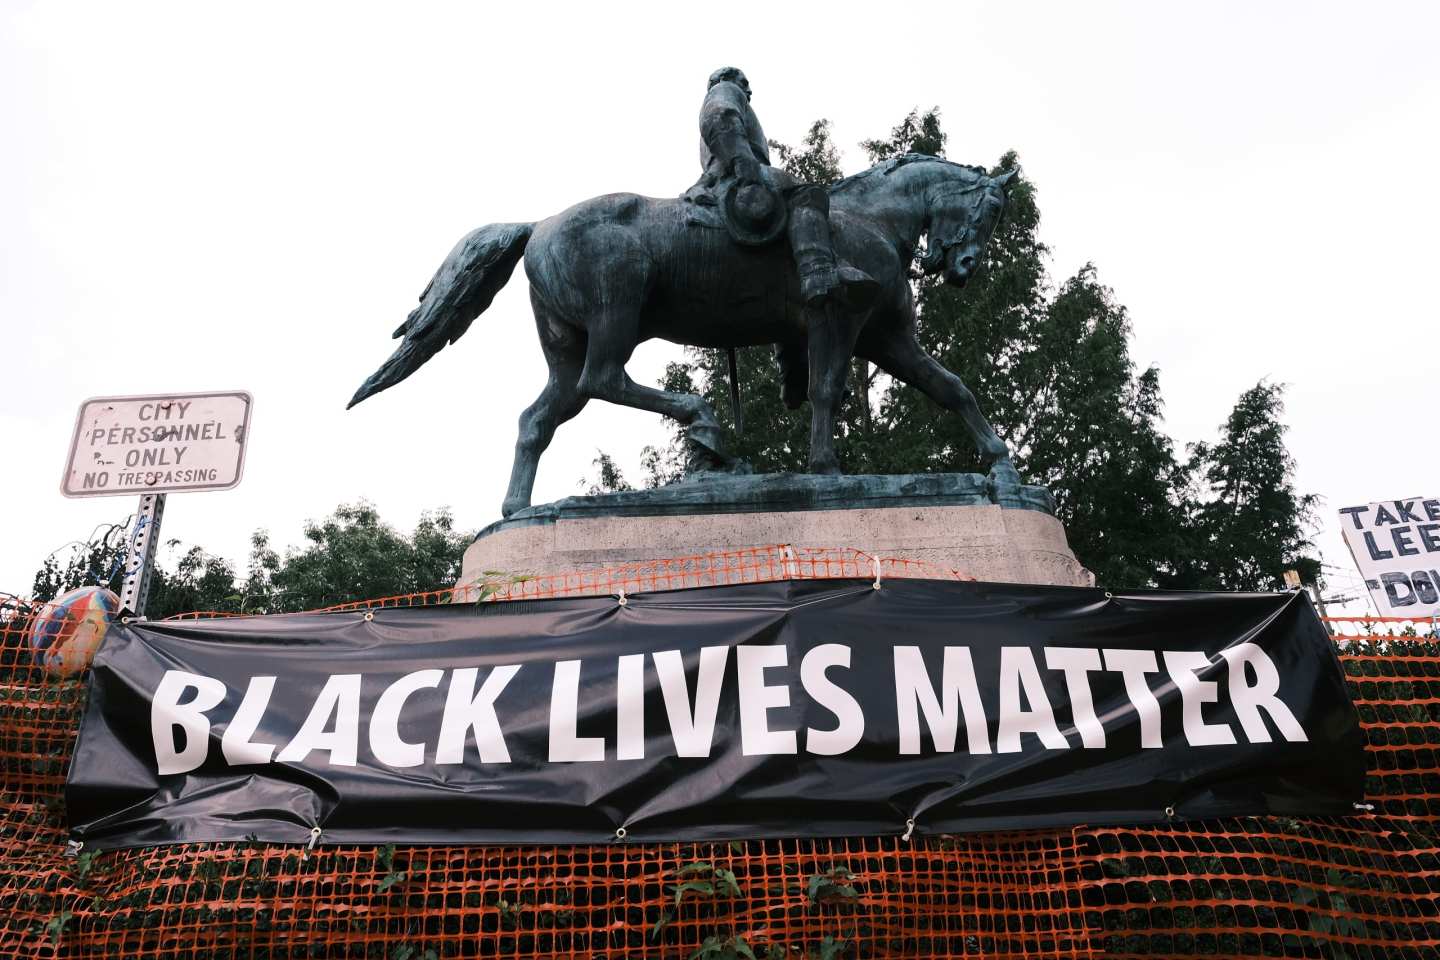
<box><xmin>1338</xmin><ymin>496</ymin><xmax>1440</xmax><ymax>617</ymax></box>
<box><xmin>61</xmin><ymin>391</ymin><xmax>253</xmax><ymax>498</ymax></box>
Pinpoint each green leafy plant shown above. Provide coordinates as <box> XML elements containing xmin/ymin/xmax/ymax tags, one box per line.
<box><xmin>652</xmin><ymin>860</ymin><xmax>745</xmax><ymax>942</ymax></box>
<box><xmin>391</xmin><ymin>945</ymin><xmax>437</xmax><ymax>960</ymax></box>
<box><xmin>810</xmin><ymin>936</ymin><xmax>849</xmax><ymax>960</ymax></box>
<box><xmin>45</xmin><ymin>910</ymin><xmax>73</xmax><ymax>947</ymax></box>
<box><xmin>376</xmin><ymin>844</ymin><xmax>407</xmax><ymax>893</ymax></box>
<box><xmin>495</xmin><ymin>896</ymin><xmax>524</xmax><ymax>930</ymax></box>
<box><xmin>691</xmin><ymin>933</ymin><xmax>756</xmax><ymax>960</ymax></box>
<box><xmin>74</xmin><ymin>849</ymin><xmax>101</xmax><ymax>883</ymax></box>
<box><xmin>470</xmin><ymin>570</ymin><xmax>533</xmax><ymax>603</ymax></box>
<box><xmin>804</xmin><ymin>865</ymin><xmax>860</xmax><ymax>908</ymax></box>
<box><xmin>673</xmin><ymin>861</ymin><xmax>742</xmax><ymax>910</ymax></box>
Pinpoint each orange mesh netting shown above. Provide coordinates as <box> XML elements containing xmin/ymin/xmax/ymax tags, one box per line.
<box><xmin>2</xmin><ymin>547</ymin><xmax>1437</xmax><ymax>958</ymax></box>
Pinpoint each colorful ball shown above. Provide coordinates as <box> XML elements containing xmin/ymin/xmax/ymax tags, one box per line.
<box><xmin>28</xmin><ymin>586</ymin><xmax>120</xmax><ymax>677</ymax></box>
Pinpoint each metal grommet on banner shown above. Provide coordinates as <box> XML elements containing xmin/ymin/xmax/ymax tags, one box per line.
<box><xmin>363</xmin><ymin>611</ymin><xmax>374</xmax><ymax>622</ymax></box>
<box><xmin>617</xmin><ymin>588</ymin><xmax>628</xmax><ymax>608</ymax></box>
<box><xmin>303</xmin><ymin>826</ymin><xmax>322</xmax><ymax>859</ymax></box>
<box><xmin>1164</xmin><ymin>805</ymin><xmax>1176</xmax><ymax>819</ymax></box>
<box><xmin>614</xmin><ymin>827</ymin><xmax>628</xmax><ymax>841</ymax></box>
<box><xmin>902</xmin><ymin>818</ymin><xmax>916</xmax><ymax>842</ymax></box>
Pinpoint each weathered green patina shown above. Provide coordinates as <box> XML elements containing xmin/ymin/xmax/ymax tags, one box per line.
<box><xmin>480</xmin><ymin>471</ymin><xmax>1054</xmax><ymax>542</ymax></box>
<box><xmin>351</xmin><ymin>68</ymin><xmax>1027</xmax><ymax>520</ymax></box>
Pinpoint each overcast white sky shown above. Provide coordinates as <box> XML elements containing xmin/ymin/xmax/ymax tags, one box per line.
<box><xmin>3</xmin><ymin>1</ymin><xmax>1436</xmax><ymax>612</ymax></box>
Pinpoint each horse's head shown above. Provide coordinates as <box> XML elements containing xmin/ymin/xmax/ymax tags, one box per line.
<box><xmin>921</xmin><ymin>167</ymin><xmax>1018</xmax><ymax>287</ymax></box>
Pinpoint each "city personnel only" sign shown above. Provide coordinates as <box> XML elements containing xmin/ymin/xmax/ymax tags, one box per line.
<box><xmin>60</xmin><ymin>391</ymin><xmax>253</xmax><ymax>498</ymax></box>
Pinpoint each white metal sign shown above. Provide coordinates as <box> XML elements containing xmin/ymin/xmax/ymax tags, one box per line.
<box><xmin>1338</xmin><ymin>496</ymin><xmax>1440</xmax><ymax>617</ymax></box>
<box><xmin>61</xmin><ymin>391</ymin><xmax>253</xmax><ymax>498</ymax></box>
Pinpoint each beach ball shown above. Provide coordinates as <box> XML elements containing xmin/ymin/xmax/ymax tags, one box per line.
<box><xmin>28</xmin><ymin>586</ymin><xmax>120</xmax><ymax>676</ymax></box>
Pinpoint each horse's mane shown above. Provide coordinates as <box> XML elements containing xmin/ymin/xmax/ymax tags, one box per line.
<box><xmin>830</xmin><ymin>153</ymin><xmax>988</xmax><ymax>195</ymax></box>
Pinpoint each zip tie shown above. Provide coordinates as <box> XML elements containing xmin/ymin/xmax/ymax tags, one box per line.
<box><xmin>902</xmin><ymin>818</ymin><xmax>915</xmax><ymax>842</ymax></box>
<box><xmin>614</xmin><ymin>826</ymin><xmax>628</xmax><ymax>841</ymax></box>
<box><xmin>1353</xmin><ymin>802</ymin><xmax>1376</xmax><ymax>812</ymax></box>
<box><xmin>96</xmin><ymin>514</ymin><xmax>144</xmax><ymax>588</ymax></box>
<box><xmin>65</xmin><ymin>839</ymin><xmax>84</xmax><ymax>859</ymax></box>
<box><xmin>303</xmin><ymin>826</ymin><xmax>322</xmax><ymax>859</ymax></box>
<box><xmin>617</xmin><ymin>587</ymin><xmax>627</xmax><ymax>607</ymax></box>
<box><xmin>873</xmin><ymin>555</ymin><xmax>883</xmax><ymax>591</ymax></box>
<box><xmin>1105</xmin><ymin>591</ymin><xmax>1114</xmax><ymax>600</ymax></box>
<box><xmin>782</xmin><ymin>544</ymin><xmax>799</xmax><ymax>580</ymax></box>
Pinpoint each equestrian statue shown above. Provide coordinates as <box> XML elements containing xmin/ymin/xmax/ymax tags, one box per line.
<box><xmin>350</xmin><ymin>67</ymin><xmax>1020</xmax><ymax>518</ymax></box>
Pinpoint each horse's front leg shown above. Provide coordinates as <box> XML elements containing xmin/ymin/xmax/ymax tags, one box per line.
<box><xmin>860</xmin><ymin>329</ymin><xmax>1021</xmax><ymax>485</ymax></box>
<box><xmin>806</xmin><ymin>304</ymin><xmax>863</xmax><ymax>475</ymax></box>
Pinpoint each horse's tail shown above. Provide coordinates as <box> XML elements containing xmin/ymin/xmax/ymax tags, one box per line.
<box><xmin>347</xmin><ymin>221</ymin><xmax>534</xmax><ymax>409</ymax></box>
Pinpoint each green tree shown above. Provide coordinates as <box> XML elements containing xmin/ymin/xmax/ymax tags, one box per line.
<box><xmin>1181</xmin><ymin>382</ymin><xmax>1320</xmax><ymax>591</ymax></box>
<box><xmin>23</xmin><ymin>501</ymin><xmax>473</xmax><ymax>616</ymax></box>
<box><xmin>144</xmin><ymin>545</ymin><xmax>244</xmax><ymax>616</ymax></box>
<box><xmin>30</xmin><ymin>521</ymin><xmax>133</xmax><ymax>603</ymax></box>
<box><xmin>249</xmin><ymin>502</ymin><xmax>471</xmax><ymax>611</ymax></box>
<box><xmin>583</xmin><ymin>451</ymin><xmax>634</xmax><ymax>495</ymax></box>
<box><xmin>771</xmin><ymin>118</ymin><xmax>843</xmax><ymax>184</ymax></box>
<box><xmin>29</xmin><ymin>522</ymin><xmax>246</xmax><ymax>618</ymax></box>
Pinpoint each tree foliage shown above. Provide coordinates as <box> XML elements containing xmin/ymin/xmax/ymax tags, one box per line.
<box><xmin>590</xmin><ymin>110</ymin><xmax>1318</xmax><ymax>590</ymax></box>
<box><xmin>247</xmin><ymin>502</ymin><xmax>470</xmax><ymax>612</ymax></box>
<box><xmin>1181</xmin><ymin>382</ymin><xmax>1320</xmax><ymax>591</ymax></box>
<box><xmin>26</xmin><ymin>502</ymin><xmax>472</xmax><ymax>618</ymax></box>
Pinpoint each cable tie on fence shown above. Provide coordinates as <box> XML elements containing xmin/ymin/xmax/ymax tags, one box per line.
<box><xmin>617</xmin><ymin>587</ymin><xmax>628</xmax><ymax>607</ymax></box>
<box><xmin>303</xmin><ymin>826</ymin><xmax>322</xmax><ymax>859</ymax></box>
<box><xmin>902</xmin><ymin>817</ymin><xmax>916</xmax><ymax>842</ymax></box>
<box><xmin>65</xmin><ymin>839</ymin><xmax>83</xmax><ymax>859</ymax></box>
<box><xmin>1105</xmin><ymin>591</ymin><xmax>1114</xmax><ymax>600</ymax></box>
<box><xmin>1353</xmin><ymin>802</ymin><xmax>1376</xmax><ymax>812</ymax></box>
<box><xmin>782</xmin><ymin>544</ymin><xmax>799</xmax><ymax>580</ymax></box>
<box><xmin>873</xmin><ymin>555</ymin><xmax>883</xmax><ymax>591</ymax></box>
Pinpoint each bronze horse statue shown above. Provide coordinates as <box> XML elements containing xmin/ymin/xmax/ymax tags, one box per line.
<box><xmin>350</xmin><ymin>154</ymin><xmax>1019</xmax><ymax>517</ymax></box>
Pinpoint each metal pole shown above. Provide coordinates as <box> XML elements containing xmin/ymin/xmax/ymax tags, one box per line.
<box><xmin>119</xmin><ymin>492</ymin><xmax>165</xmax><ymax>618</ymax></box>
<box><xmin>1308</xmin><ymin>583</ymin><xmax>1331</xmax><ymax>635</ymax></box>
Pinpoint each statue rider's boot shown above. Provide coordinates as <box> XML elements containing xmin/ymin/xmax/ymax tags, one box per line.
<box><xmin>789</xmin><ymin>186</ymin><xmax>879</xmax><ymax>310</ymax></box>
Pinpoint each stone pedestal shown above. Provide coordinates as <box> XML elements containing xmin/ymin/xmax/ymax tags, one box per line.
<box><xmin>459</xmin><ymin>473</ymin><xmax>1093</xmax><ymax>594</ymax></box>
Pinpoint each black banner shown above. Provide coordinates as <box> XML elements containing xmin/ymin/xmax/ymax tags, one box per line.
<box><xmin>67</xmin><ymin>579</ymin><xmax>1365</xmax><ymax>850</ymax></box>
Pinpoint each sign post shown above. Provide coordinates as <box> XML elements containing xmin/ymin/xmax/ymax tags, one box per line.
<box><xmin>117</xmin><ymin>493</ymin><xmax>166</xmax><ymax>617</ymax></box>
<box><xmin>61</xmin><ymin>391</ymin><xmax>253</xmax><ymax>618</ymax></box>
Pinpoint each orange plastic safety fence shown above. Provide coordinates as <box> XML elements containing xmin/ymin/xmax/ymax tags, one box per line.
<box><xmin>3</xmin><ymin>559</ymin><xmax>1439</xmax><ymax>958</ymax></box>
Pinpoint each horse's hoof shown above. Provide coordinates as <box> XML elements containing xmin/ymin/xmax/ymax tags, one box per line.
<box><xmin>685</xmin><ymin>458</ymin><xmax>753</xmax><ymax>482</ymax></box>
<box><xmin>987</xmin><ymin>459</ymin><xmax>1023</xmax><ymax>487</ymax></box>
<box><xmin>501</xmin><ymin>497</ymin><xmax>529</xmax><ymax>518</ymax></box>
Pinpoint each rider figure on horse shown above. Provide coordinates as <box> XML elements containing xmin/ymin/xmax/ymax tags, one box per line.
<box><xmin>684</xmin><ymin>67</ymin><xmax>877</xmax><ymax>309</ymax></box>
